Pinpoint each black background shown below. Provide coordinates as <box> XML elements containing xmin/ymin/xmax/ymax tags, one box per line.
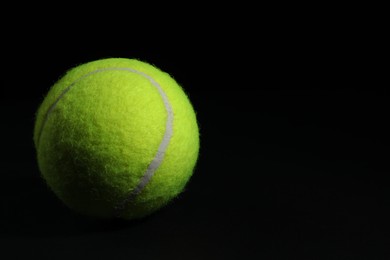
<box><xmin>1</xmin><ymin>8</ymin><xmax>389</xmax><ymax>260</ymax></box>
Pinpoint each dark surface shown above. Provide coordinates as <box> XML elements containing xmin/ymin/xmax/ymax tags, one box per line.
<box><xmin>1</xmin><ymin>14</ymin><xmax>389</xmax><ymax>260</ymax></box>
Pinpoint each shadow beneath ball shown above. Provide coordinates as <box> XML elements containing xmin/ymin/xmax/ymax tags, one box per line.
<box><xmin>0</xmin><ymin>175</ymin><xmax>153</xmax><ymax>238</ymax></box>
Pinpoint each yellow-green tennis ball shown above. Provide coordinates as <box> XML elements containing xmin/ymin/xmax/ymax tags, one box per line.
<box><xmin>33</xmin><ymin>58</ymin><xmax>200</xmax><ymax>220</ymax></box>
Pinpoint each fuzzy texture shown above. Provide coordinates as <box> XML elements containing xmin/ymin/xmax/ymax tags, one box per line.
<box><xmin>34</xmin><ymin>58</ymin><xmax>199</xmax><ymax>220</ymax></box>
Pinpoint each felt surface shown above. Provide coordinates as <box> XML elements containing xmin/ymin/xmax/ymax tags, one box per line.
<box><xmin>33</xmin><ymin>58</ymin><xmax>200</xmax><ymax>219</ymax></box>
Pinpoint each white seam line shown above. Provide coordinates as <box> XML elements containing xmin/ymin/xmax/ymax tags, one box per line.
<box><xmin>37</xmin><ymin>67</ymin><xmax>174</xmax><ymax>216</ymax></box>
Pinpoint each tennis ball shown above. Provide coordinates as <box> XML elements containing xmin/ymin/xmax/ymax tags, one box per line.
<box><xmin>33</xmin><ymin>58</ymin><xmax>199</xmax><ymax>220</ymax></box>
